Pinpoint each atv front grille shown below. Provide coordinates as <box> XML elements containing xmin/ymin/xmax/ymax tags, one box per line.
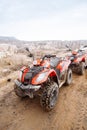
<box><xmin>24</xmin><ymin>66</ymin><xmax>44</xmax><ymax>85</ymax></box>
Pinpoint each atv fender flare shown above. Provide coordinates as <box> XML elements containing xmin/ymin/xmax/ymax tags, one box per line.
<box><xmin>49</xmin><ymin>70</ymin><xmax>59</xmax><ymax>86</ymax></box>
<box><xmin>32</xmin><ymin>69</ymin><xmax>59</xmax><ymax>85</ymax></box>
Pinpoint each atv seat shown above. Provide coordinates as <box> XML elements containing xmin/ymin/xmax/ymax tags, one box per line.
<box><xmin>50</xmin><ymin>57</ymin><xmax>60</xmax><ymax>68</ymax></box>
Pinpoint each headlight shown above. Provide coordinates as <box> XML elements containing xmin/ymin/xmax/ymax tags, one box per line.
<box><xmin>70</xmin><ymin>56</ymin><xmax>74</xmax><ymax>61</ymax></box>
<box><xmin>36</xmin><ymin>72</ymin><xmax>47</xmax><ymax>82</ymax></box>
<box><xmin>18</xmin><ymin>71</ymin><xmax>22</xmax><ymax>81</ymax></box>
<box><xmin>33</xmin><ymin>60</ymin><xmax>37</xmax><ymax>65</ymax></box>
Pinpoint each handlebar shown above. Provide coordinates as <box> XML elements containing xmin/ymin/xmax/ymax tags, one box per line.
<box><xmin>42</xmin><ymin>54</ymin><xmax>56</xmax><ymax>60</ymax></box>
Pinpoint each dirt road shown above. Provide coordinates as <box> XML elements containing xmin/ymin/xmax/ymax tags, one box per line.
<box><xmin>0</xmin><ymin>69</ymin><xmax>87</xmax><ymax>130</ymax></box>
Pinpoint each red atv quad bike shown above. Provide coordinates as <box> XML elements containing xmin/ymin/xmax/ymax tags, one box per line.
<box><xmin>66</xmin><ymin>46</ymin><xmax>87</xmax><ymax>75</ymax></box>
<box><xmin>14</xmin><ymin>54</ymin><xmax>72</xmax><ymax>111</ymax></box>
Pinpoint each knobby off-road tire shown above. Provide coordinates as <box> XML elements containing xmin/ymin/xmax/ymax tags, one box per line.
<box><xmin>14</xmin><ymin>85</ymin><xmax>26</xmax><ymax>97</ymax></box>
<box><xmin>40</xmin><ymin>82</ymin><xmax>59</xmax><ymax>111</ymax></box>
<box><xmin>85</xmin><ymin>58</ymin><xmax>87</xmax><ymax>69</ymax></box>
<box><xmin>65</xmin><ymin>68</ymin><xmax>72</xmax><ymax>85</ymax></box>
<box><xmin>78</xmin><ymin>62</ymin><xmax>85</xmax><ymax>75</ymax></box>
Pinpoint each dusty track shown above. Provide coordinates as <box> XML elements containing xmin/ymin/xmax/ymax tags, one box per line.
<box><xmin>0</xmin><ymin>70</ymin><xmax>87</xmax><ymax>130</ymax></box>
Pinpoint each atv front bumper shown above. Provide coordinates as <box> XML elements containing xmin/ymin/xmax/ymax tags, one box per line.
<box><xmin>70</xmin><ymin>63</ymin><xmax>81</xmax><ymax>72</ymax></box>
<box><xmin>15</xmin><ymin>80</ymin><xmax>41</xmax><ymax>90</ymax></box>
<box><xmin>15</xmin><ymin>80</ymin><xmax>41</xmax><ymax>98</ymax></box>
<box><xmin>70</xmin><ymin>62</ymin><xmax>79</xmax><ymax>67</ymax></box>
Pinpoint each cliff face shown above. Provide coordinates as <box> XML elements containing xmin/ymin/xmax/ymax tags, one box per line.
<box><xmin>0</xmin><ymin>36</ymin><xmax>17</xmax><ymax>41</ymax></box>
<box><xmin>0</xmin><ymin>39</ymin><xmax>87</xmax><ymax>60</ymax></box>
<box><xmin>0</xmin><ymin>36</ymin><xmax>87</xmax><ymax>49</ymax></box>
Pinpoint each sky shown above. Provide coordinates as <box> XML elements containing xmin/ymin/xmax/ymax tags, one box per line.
<box><xmin>0</xmin><ymin>0</ymin><xmax>87</xmax><ymax>41</ymax></box>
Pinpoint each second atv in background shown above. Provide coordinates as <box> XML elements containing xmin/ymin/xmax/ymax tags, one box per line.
<box><xmin>66</xmin><ymin>45</ymin><xmax>87</xmax><ymax>75</ymax></box>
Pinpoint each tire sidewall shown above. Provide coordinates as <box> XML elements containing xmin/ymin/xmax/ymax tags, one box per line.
<box><xmin>66</xmin><ymin>68</ymin><xmax>72</xmax><ymax>85</ymax></box>
<box><xmin>79</xmin><ymin>62</ymin><xmax>85</xmax><ymax>75</ymax></box>
<box><xmin>49</xmin><ymin>83</ymin><xmax>59</xmax><ymax>109</ymax></box>
<box><xmin>40</xmin><ymin>82</ymin><xmax>59</xmax><ymax>111</ymax></box>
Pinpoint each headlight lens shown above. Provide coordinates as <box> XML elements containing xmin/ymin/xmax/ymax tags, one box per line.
<box><xmin>70</xmin><ymin>56</ymin><xmax>74</xmax><ymax>61</ymax></box>
<box><xmin>18</xmin><ymin>71</ymin><xmax>22</xmax><ymax>81</ymax></box>
<box><xmin>36</xmin><ymin>72</ymin><xmax>47</xmax><ymax>82</ymax></box>
<box><xmin>33</xmin><ymin>60</ymin><xmax>37</xmax><ymax>65</ymax></box>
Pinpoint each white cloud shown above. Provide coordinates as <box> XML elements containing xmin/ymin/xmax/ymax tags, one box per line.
<box><xmin>0</xmin><ymin>1</ymin><xmax>87</xmax><ymax>40</ymax></box>
<box><xmin>16</xmin><ymin>4</ymin><xmax>87</xmax><ymax>41</ymax></box>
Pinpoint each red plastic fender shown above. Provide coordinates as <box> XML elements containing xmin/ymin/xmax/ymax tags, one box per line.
<box><xmin>31</xmin><ymin>69</ymin><xmax>57</xmax><ymax>85</ymax></box>
<box><xmin>19</xmin><ymin>66</ymin><xmax>29</xmax><ymax>82</ymax></box>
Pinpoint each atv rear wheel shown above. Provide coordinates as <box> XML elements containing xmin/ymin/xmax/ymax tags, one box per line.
<box><xmin>14</xmin><ymin>85</ymin><xmax>26</xmax><ymax>97</ymax></box>
<box><xmin>65</xmin><ymin>68</ymin><xmax>72</xmax><ymax>85</ymax></box>
<box><xmin>40</xmin><ymin>82</ymin><xmax>59</xmax><ymax>111</ymax></box>
<box><xmin>78</xmin><ymin>62</ymin><xmax>85</xmax><ymax>75</ymax></box>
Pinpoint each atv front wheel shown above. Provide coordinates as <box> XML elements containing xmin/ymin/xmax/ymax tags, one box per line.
<box><xmin>14</xmin><ymin>85</ymin><xmax>26</xmax><ymax>97</ymax></box>
<box><xmin>40</xmin><ymin>82</ymin><xmax>59</xmax><ymax>111</ymax></box>
<box><xmin>65</xmin><ymin>68</ymin><xmax>72</xmax><ymax>85</ymax></box>
<box><xmin>78</xmin><ymin>62</ymin><xmax>85</xmax><ymax>75</ymax></box>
